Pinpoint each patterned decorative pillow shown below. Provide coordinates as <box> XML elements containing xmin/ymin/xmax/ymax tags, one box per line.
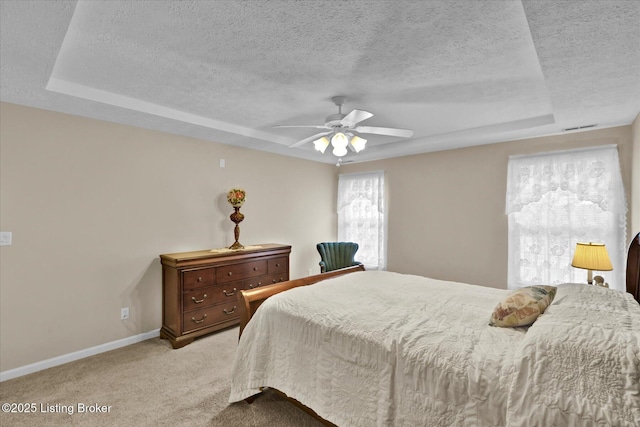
<box><xmin>489</xmin><ymin>285</ymin><xmax>557</xmax><ymax>327</ymax></box>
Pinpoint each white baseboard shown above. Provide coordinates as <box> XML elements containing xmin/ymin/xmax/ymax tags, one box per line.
<box><xmin>0</xmin><ymin>329</ymin><xmax>160</xmax><ymax>382</ymax></box>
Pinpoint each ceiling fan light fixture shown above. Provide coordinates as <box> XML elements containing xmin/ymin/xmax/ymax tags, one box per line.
<box><xmin>350</xmin><ymin>135</ymin><xmax>367</xmax><ymax>152</ymax></box>
<box><xmin>331</xmin><ymin>132</ymin><xmax>348</xmax><ymax>149</ymax></box>
<box><xmin>313</xmin><ymin>136</ymin><xmax>330</xmax><ymax>153</ymax></box>
<box><xmin>332</xmin><ymin>145</ymin><xmax>348</xmax><ymax>157</ymax></box>
<box><xmin>331</xmin><ymin>132</ymin><xmax>349</xmax><ymax>157</ymax></box>
<box><xmin>279</xmin><ymin>97</ymin><xmax>413</xmax><ymax>158</ymax></box>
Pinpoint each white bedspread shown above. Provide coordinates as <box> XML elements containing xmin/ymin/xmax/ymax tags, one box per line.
<box><xmin>229</xmin><ymin>271</ymin><xmax>640</xmax><ymax>426</ymax></box>
<box><xmin>507</xmin><ymin>283</ymin><xmax>640</xmax><ymax>426</ymax></box>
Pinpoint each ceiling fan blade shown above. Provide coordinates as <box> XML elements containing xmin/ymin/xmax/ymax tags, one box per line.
<box><xmin>274</xmin><ymin>125</ymin><xmax>331</xmax><ymax>129</ymax></box>
<box><xmin>289</xmin><ymin>131</ymin><xmax>332</xmax><ymax>148</ymax></box>
<box><xmin>354</xmin><ymin>126</ymin><xmax>414</xmax><ymax>138</ymax></box>
<box><xmin>340</xmin><ymin>109</ymin><xmax>373</xmax><ymax>127</ymax></box>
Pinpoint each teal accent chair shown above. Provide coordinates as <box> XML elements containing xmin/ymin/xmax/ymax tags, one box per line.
<box><xmin>317</xmin><ymin>242</ymin><xmax>362</xmax><ymax>273</ymax></box>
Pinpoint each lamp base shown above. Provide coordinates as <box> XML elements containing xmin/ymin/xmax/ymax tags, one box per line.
<box><xmin>592</xmin><ymin>275</ymin><xmax>609</xmax><ymax>287</ymax></box>
<box><xmin>228</xmin><ymin>206</ymin><xmax>245</xmax><ymax>250</ymax></box>
<box><xmin>228</xmin><ymin>241</ymin><xmax>244</xmax><ymax>250</ymax></box>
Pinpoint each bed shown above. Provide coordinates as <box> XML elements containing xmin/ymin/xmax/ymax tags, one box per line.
<box><xmin>229</xmin><ymin>234</ymin><xmax>640</xmax><ymax>426</ymax></box>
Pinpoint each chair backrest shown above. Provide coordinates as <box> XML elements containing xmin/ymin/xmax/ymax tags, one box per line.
<box><xmin>317</xmin><ymin>242</ymin><xmax>361</xmax><ymax>273</ymax></box>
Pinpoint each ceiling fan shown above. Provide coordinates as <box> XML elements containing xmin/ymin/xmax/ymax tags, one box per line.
<box><xmin>274</xmin><ymin>96</ymin><xmax>414</xmax><ymax>157</ymax></box>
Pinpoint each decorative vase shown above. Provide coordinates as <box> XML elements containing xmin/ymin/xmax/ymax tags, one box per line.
<box><xmin>227</xmin><ymin>188</ymin><xmax>246</xmax><ymax>250</ymax></box>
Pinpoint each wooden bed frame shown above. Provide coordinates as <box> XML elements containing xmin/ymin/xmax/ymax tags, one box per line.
<box><xmin>627</xmin><ymin>232</ymin><xmax>640</xmax><ymax>305</ymax></box>
<box><xmin>237</xmin><ymin>264</ymin><xmax>365</xmax><ymax>337</ymax></box>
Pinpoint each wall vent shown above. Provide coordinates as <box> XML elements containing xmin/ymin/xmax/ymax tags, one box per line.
<box><xmin>562</xmin><ymin>124</ymin><xmax>597</xmax><ymax>131</ymax></box>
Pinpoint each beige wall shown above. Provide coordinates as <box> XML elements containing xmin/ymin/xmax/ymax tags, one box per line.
<box><xmin>1</xmin><ymin>101</ymin><xmax>636</xmax><ymax>374</ymax></box>
<box><xmin>341</xmin><ymin>126</ymin><xmax>634</xmax><ymax>289</ymax></box>
<box><xmin>632</xmin><ymin>113</ymin><xmax>640</xmax><ymax>237</ymax></box>
<box><xmin>0</xmin><ymin>102</ymin><xmax>337</xmax><ymax>372</ymax></box>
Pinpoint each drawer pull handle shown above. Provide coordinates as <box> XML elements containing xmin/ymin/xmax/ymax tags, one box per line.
<box><xmin>223</xmin><ymin>306</ymin><xmax>237</xmax><ymax>315</ymax></box>
<box><xmin>248</xmin><ymin>284</ymin><xmax>254</xmax><ymax>289</ymax></box>
<box><xmin>223</xmin><ymin>288</ymin><xmax>236</xmax><ymax>297</ymax></box>
<box><xmin>197</xmin><ymin>277</ymin><xmax>203</xmax><ymax>282</ymax></box>
<box><xmin>228</xmin><ymin>272</ymin><xmax>232</xmax><ymax>276</ymax></box>
<box><xmin>191</xmin><ymin>314</ymin><xmax>207</xmax><ymax>324</ymax></box>
<box><xmin>253</xmin><ymin>267</ymin><xmax>258</xmax><ymax>271</ymax></box>
<box><xmin>276</xmin><ymin>263</ymin><xmax>280</xmax><ymax>267</ymax></box>
<box><xmin>192</xmin><ymin>294</ymin><xmax>207</xmax><ymax>304</ymax></box>
<box><xmin>272</xmin><ymin>279</ymin><xmax>277</xmax><ymax>283</ymax></box>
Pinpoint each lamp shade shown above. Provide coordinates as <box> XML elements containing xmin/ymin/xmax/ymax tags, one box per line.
<box><xmin>350</xmin><ymin>135</ymin><xmax>367</xmax><ymax>152</ymax></box>
<box><xmin>331</xmin><ymin>132</ymin><xmax>348</xmax><ymax>148</ymax></box>
<box><xmin>227</xmin><ymin>188</ymin><xmax>246</xmax><ymax>208</ymax></box>
<box><xmin>571</xmin><ymin>242</ymin><xmax>613</xmax><ymax>271</ymax></box>
<box><xmin>331</xmin><ymin>132</ymin><xmax>349</xmax><ymax>157</ymax></box>
<box><xmin>332</xmin><ymin>145</ymin><xmax>348</xmax><ymax>157</ymax></box>
<box><xmin>313</xmin><ymin>136</ymin><xmax>330</xmax><ymax>153</ymax></box>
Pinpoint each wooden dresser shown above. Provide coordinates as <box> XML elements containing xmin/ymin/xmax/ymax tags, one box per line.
<box><xmin>159</xmin><ymin>243</ymin><xmax>291</xmax><ymax>348</ymax></box>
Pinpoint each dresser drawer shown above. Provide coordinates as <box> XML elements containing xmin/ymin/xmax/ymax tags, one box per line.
<box><xmin>216</xmin><ymin>260</ymin><xmax>267</xmax><ymax>283</ymax></box>
<box><xmin>184</xmin><ymin>282</ymin><xmax>242</xmax><ymax>311</ymax></box>
<box><xmin>245</xmin><ymin>273</ymin><xmax>288</xmax><ymax>289</ymax></box>
<box><xmin>183</xmin><ymin>286</ymin><xmax>216</xmax><ymax>312</ymax></box>
<box><xmin>243</xmin><ymin>277</ymin><xmax>268</xmax><ymax>289</ymax></box>
<box><xmin>182</xmin><ymin>268</ymin><xmax>215</xmax><ymax>291</ymax></box>
<box><xmin>211</xmin><ymin>281</ymin><xmax>243</xmax><ymax>304</ymax></box>
<box><xmin>263</xmin><ymin>273</ymin><xmax>288</xmax><ymax>286</ymax></box>
<box><xmin>182</xmin><ymin>301</ymin><xmax>239</xmax><ymax>333</ymax></box>
<box><xmin>268</xmin><ymin>257</ymin><xmax>288</xmax><ymax>274</ymax></box>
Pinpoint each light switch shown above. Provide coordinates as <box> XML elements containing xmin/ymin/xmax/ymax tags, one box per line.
<box><xmin>0</xmin><ymin>232</ymin><xmax>12</xmax><ymax>246</ymax></box>
<box><xmin>219</xmin><ymin>158</ymin><xmax>226</xmax><ymax>168</ymax></box>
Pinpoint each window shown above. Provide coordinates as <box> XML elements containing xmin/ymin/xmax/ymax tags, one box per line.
<box><xmin>337</xmin><ymin>171</ymin><xmax>386</xmax><ymax>270</ymax></box>
<box><xmin>506</xmin><ymin>145</ymin><xmax>627</xmax><ymax>291</ymax></box>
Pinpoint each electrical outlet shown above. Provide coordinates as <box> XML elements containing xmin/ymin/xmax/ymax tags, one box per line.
<box><xmin>121</xmin><ymin>307</ymin><xmax>129</xmax><ymax>320</ymax></box>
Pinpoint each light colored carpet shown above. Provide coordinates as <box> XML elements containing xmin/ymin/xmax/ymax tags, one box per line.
<box><xmin>0</xmin><ymin>327</ymin><xmax>324</xmax><ymax>426</ymax></box>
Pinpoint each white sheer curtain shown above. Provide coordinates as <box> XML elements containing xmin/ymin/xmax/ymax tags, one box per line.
<box><xmin>337</xmin><ymin>171</ymin><xmax>386</xmax><ymax>270</ymax></box>
<box><xmin>506</xmin><ymin>145</ymin><xmax>627</xmax><ymax>291</ymax></box>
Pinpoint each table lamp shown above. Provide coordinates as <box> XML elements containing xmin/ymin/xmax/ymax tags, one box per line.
<box><xmin>571</xmin><ymin>242</ymin><xmax>613</xmax><ymax>285</ymax></box>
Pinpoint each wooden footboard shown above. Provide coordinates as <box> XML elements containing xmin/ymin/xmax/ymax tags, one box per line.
<box><xmin>627</xmin><ymin>232</ymin><xmax>639</xmax><ymax>304</ymax></box>
<box><xmin>237</xmin><ymin>265</ymin><xmax>365</xmax><ymax>337</ymax></box>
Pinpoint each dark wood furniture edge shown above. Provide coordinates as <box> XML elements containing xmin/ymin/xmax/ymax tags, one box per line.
<box><xmin>627</xmin><ymin>232</ymin><xmax>640</xmax><ymax>305</ymax></box>
<box><xmin>160</xmin><ymin>321</ymin><xmax>239</xmax><ymax>349</ymax></box>
<box><xmin>237</xmin><ymin>264</ymin><xmax>365</xmax><ymax>338</ymax></box>
<box><xmin>160</xmin><ymin>243</ymin><xmax>291</xmax><ymax>268</ymax></box>
<box><xmin>257</xmin><ymin>388</ymin><xmax>338</xmax><ymax>427</ymax></box>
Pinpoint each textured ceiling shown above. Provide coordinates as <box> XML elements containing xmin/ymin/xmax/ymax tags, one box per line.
<box><xmin>1</xmin><ymin>0</ymin><xmax>639</xmax><ymax>164</ymax></box>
